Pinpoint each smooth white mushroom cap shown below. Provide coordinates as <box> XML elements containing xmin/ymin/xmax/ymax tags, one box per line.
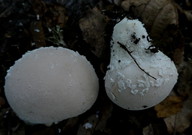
<box><xmin>4</xmin><ymin>47</ymin><xmax>99</xmax><ymax>125</ymax></box>
<box><xmin>104</xmin><ymin>18</ymin><xmax>178</xmax><ymax>110</ymax></box>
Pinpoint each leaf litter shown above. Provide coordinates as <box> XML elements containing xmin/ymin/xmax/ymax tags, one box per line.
<box><xmin>0</xmin><ymin>0</ymin><xmax>192</xmax><ymax>135</ymax></box>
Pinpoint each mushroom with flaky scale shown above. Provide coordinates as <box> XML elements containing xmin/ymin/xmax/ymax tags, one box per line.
<box><xmin>104</xmin><ymin>18</ymin><xmax>178</xmax><ymax>110</ymax></box>
<box><xmin>4</xmin><ymin>47</ymin><xmax>99</xmax><ymax>126</ymax></box>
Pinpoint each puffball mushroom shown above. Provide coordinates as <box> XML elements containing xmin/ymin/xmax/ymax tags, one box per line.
<box><xmin>104</xmin><ymin>18</ymin><xmax>178</xmax><ymax>110</ymax></box>
<box><xmin>4</xmin><ymin>47</ymin><xmax>99</xmax><ymax>125</ymax></box>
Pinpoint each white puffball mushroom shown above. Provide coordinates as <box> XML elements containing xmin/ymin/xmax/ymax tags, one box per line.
<box><xmin>104</xmin><ymin>18</ymin><xmax>178</xmax><ymax>110</ymax></box>
<box><xmin>4</xmin><ymin>47</ymin><xmax>99</xmax><ymax>125</ymax></box>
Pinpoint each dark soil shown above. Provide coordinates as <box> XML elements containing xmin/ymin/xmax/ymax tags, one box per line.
<box><xmin>0</xmin><ymin>0</ymin><xmax>192</xmax><ymax>135</ymax></box>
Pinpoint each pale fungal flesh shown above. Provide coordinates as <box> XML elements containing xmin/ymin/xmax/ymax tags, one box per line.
<box><xmin>4</xmin><ymin>47</ymin><xmax>99</xmax><ymax>125</ymax></box>
<box><xmin>104</xmin><ymin>18</ymin><xmax>178</xmax><ymax>110</ymax></box>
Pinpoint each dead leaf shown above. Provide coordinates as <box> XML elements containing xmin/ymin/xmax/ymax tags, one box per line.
<box><xmin>164</xmin><ymin>94</ymin><xmax>192</xmax><ymax>133</ymax></box>
<box><xmin>176</xmin><ymin>61</ymin><xmax>192</xmax><ymax>97</ymax></box>
<box><xmin>94</xmin><ymin>102</ymin><xmax>113</xmax><ymax>133</ymax></box>
<box><xmin>175</xmin><ymin>3</ymin><xmax>192</xmax><ymax>22</ymax></box>
<box><xmin>108</xmin><ymin>0</ymin><xmax>122</xmax><ymax>5</ymax></box>
<box><xmin>162</xmin><ymin>58</ymin><xmax>192</xmax><ymax>133</ymax></box>
<box><xmin>77</xmin><ymin>114</ymin><xmax>99</xmax><ymax>135</ymax></box>
<box><xmin>30</xmin><ymin>0</ymin><xmax>47</xmax><ymax>16</ymax></box>
<box><xmin>0</xmin><ymin>97</ymin><xmax>5</xmax><ymax>107</ymax></box>
<box><xmin>121</xmin><ymin>0</ymin><xmax>178</xmax><ymax>39</ymax></box>
<box><xmin>55</xmin><ymin>5</ymin><xmax>68</xmax><ymax>28</ymax></box>
<box><xmin>143</xmin><ymin>124</ymin><xmax>154</xmax><ymax>135</ymax></box>
<box><xmin>44</xmin><ymin>4</ymin><xmax>68</xmax><ymax>28</ymax></box>
<box><xmin>79</xmin><ymin>7</ymin><xmax>107</xmax><ymax>58</ymax></box>
<box><xmin>155</xmin><ymin>95</ymin><xmax>183</xmax><ymax>118</ymax></box>
<box><xmin>77</xmin><ymin>100</ymin><xmax>113</xmax><ymax>135</ymax></box>
<box><xmin>30</xmin><ymin>21</ymin><xmax>46</xmax><ymax>47</ymax></box>
<box><xmin>62</xmin><ymin>117</ymin><xmax>79</xmax><ymax>133</ymax></box>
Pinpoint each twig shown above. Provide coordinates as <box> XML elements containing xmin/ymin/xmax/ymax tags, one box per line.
<box><xmin>117</xmin><ymin>41</ymin><xmax>156</xmax><ymax>80</ymax></box>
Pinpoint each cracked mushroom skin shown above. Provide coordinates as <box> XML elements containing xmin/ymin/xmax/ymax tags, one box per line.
<box><xmin>4</xmin><ymin>47</ymin><xmax>99</xmax><ymax>125</ymax></box>
<box><xmin>104</xmin><ymin>18</ymin><xmax>178</xmax><ymax>110</ymax></box>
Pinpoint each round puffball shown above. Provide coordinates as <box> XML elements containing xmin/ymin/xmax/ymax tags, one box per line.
<box><xmin>104</xmin><ymin>18</ymin><xmax>178</xmax><ymax>110</ymax></box>
<box><xmin>4</xmin><ymin>47</ymin><xmax>99</xmax><ymax>125</ymax></box>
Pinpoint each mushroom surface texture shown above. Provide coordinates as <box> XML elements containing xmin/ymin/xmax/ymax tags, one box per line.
<box><xmin>4</xmin><ymin>47</ymin><xmax>99</xmax><ymax>125</ymax></box>
<box><xmin>104</xmin><ymin>18</ymin><xmax>178</xmax><ymax>110</ymax></box>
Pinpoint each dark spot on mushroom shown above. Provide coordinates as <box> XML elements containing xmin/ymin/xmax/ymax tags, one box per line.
<box><xmin>118</xmin><ymin>60</ymin><xmax>121</xmax><ymax>63</ymax></box>
<box><xmin>145</xmin><ymin>45</ymin><xmax>159</xmax><ymax>53</ymax></box>
<box><xmin>133</xmin><ymin>38</ymin><xmax>140</xmax><ymax>44</ymax></box>
<box><xmin>142</xmin><ymin>105</ymin><xmax>148</xmax><ymax>108</ymax></box>
<box><xmin>131</xmin><ymin>32</ymin><xmax>140</xmax><ymax>44</ymax></box>
<box><xmin>131</xmin><ymin>33</ymin><xmax>136</xmax><ymax>39</ymax></box>
<box><xmin>142</xmin><ymin>35</ymin><xmax>145</xmax><ymax>39</ymax></box>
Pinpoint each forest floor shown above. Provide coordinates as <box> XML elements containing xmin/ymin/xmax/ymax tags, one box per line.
<box><xmin>0</xmin><ymin>0</ymin><xmax>192</xmax><ymax>135</ymax></box>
